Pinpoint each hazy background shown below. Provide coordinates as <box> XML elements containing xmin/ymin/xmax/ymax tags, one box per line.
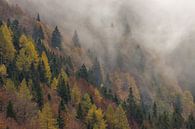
<box><xmin>7</xmin><ymin>0</ymin><xmax>195</xmax><ymax>97</ymax></box>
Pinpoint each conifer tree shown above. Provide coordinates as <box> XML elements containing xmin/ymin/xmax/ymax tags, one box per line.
<box><xmin>171</xmin><ymin>96</ymin><xmax>184</xmax><ymax>129</ymax></box>
<box><xmin>105</xmin><ymin>104</ymin><xmax>117</xmax><ymax>129</ymax></box>
<box><xmin>0</xmin><ymin>24</ymin><xmax>16</xmax><ymax>64</ymax></box>
<box><xmin>77</xmin><ymin>64</ymin><xmax>88</xmax><ymax>81</ymax></box>
<box><xmin>38</xmin><ymin>103</ymin><xmax>57</xmax><ymax>129</ymax></box>
<box><xmin>115</xmin><ymin>106</ymin><xmax>130</xmax><ymax>129</ymax></box>
<box><xmin>16</xmin><ymin>36</ymin><xmax>39</xmax><ymax>72</ymax></box>
<box><xmin>186</xmin><ymin>113</ymin><xmax>195</xmax><ymax>129</ymax></box>
<box><xmin>153</xmin><ymin>102</ymin><xmax>157</xmax><ymax>118</ymax></box>
<box><xmin>6</xmin><ymin>101</ymin><xmax>15</xmax><ymax>119</ymax></box>
<box><xmin>51</xmin><ymin>26</ymin><xmax>61</xmax><ymax>49</ymax></box>
<box><xmin>71</xmin><ymin>83</ymin><xmax>81</xmax><ymax>105</ymax></box>
<box><xmin>86</xmin><ymin>105</ymin><xmax>107</xmax><ymax>129</ymax></box>
<box><xmin>72</xmin><ymin>30</ymin><xmax>81</xmax><ymax>48</ymax></box>
<box><xmin>41</xmin><ymin>51</ymin><xmax>51</xmax><ymax>83</ymax></box>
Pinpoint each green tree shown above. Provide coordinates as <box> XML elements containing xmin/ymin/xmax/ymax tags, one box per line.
<box><xmin>6</xmin><ymin>101</ymin><xmax>15</xmax><ymax>119</ymax></box>
<box><xmin>51</xmin><ymin>26</ymin><xmax>61</xmax><ymax>49</ymax></box>
<box><xmin>77</xmin><ymin>64</ymin><xmax>88</xmax><ymax>81</ymax></box>
<box><xmin>186</xmin><ymin>113</ymin><xmax>195</xmax><ymax>129</ymax></box>
<box><xmin>57</xmin><ymin>71</ymin><xmax>71</xmax><ymax>104</ymax></box>
<box><xmin>153</xmin><ymin>102</ymin><xmax>157</xmax><ymax>118</ymax></box>
<box><xmin>158</xmin><ymin>111</ymin><xmax>170</xmax><ymax>129</ymax></box>
<box><xmin>72</xmin><ymin>30</ymin><xmax>81</xmax><ymax>47</ymax></box>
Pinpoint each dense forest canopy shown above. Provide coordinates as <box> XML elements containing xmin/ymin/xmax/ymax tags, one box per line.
<box><xmin>0</xmin><ymin>0</ymin><xmax>195</xmax><ymax>129</ymax></box>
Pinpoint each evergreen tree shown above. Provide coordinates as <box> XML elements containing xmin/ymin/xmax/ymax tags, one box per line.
<box><xmin>158</xmin><ymin>111</ymin><xmax>170</xmax><ymax>129</ymax></box>
<box><xmin>72</xmin><ymin>30</ymin><xmax>81</xmax><ymax>47</ymax></box>
<box><xmin>57</xmin><ymin>76</ymin><xmax>71</xmax><ymax>104</ymax></box>
<box><xmin>6</xmin><ymin>101</ymin><xmax>15</xmax><ymax>119</ymax></box>
<box><xmin>77</xmin><ymin>103</ymin><xmax>83</xmax><ymax>119</ymax></box>
<box><xmin>153</xmin><ymin>102</ymin><xmax>157</xmax><ymax>118</ymax></box>
<box><xmin>89</xmin><ymin>58</ymin><xmax>103</xmax><ymax>87</ymax></box>
<box><xmin>77</xmin><ymin>64</ymin><xmax>88</xmax><ymax>81</ymax></box>
<box><xmin>37</xmin><ymin>13</ymin><xmax>41</xmax><ymax>21</ymax></box>
<box><xmin>57</xmin><ymin>101</ymin><xmax>65</xmax><ymax>129</ymax></box>
<box><xmin>186</xmin><ymin>113</ymin><xmax>195</xmax><ymax>129</ymax></box>
<box><xmin>126</xmin><ymin>87</ymin><xmax>136</xmax><ymax>117</ymax></box>
<box><xmin>51</xmin><ymin>26</ymin><xmax>61</xmax><ymax>49</ymax></box>
<box><xmin>171</xmin><ymin>96</ymin><xmax>184</xmax><ymax>129</ymax></box>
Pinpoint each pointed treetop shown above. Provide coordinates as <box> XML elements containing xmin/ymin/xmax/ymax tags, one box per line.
<box><xmin>37</xmin><ymin>13</ymin><xmax>40</xmax><ymax>22</ymax></box>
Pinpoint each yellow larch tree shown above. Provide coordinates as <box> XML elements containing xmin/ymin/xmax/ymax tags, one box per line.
<box><xmin>38</xmin><ymin>103</ymin><xmax>57</xmax><ymax>129</ymax></box>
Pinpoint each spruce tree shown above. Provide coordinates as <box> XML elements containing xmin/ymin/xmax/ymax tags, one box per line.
<box><xmin>6</xmin><ymin>101</ymin><xmax>15</xmax><ymax>119</ymax></box>
<box><xmin>51</xmin><ymin>26</ymin><xmax>61</xmax><ymax>49</ymax></box>
<box><xmin>72</xmin><ymin>30</ymin><xmax>81</xmax><ymax>48</ymax></box>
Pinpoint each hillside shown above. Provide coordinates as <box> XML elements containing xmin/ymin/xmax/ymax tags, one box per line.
<box><xmin>0</xmin><ymin>0</ymin><xmax>195</xmax><ymax>129</ymax></box>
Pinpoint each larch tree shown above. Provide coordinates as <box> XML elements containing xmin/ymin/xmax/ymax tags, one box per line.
<box><xmin>71</xmin><ymin>83</ymin><xmax>81</xmax><ymax>105</ymax></box>
<box><xmin>105</xmin><ymin>104</ymin><xmax>117</xmax><ymax>129</ymax></box>
<box><xmin>16</xmin><ymin>35</ymin><xmax>39</xmax><ymax>72</ymax></box>
<box><xmin>0</xmin><ymin>24</ymin><xmax>16</xmax><ymax>64</ymax></box>
<box><xmin>115</xmin><ymin>106</ymin><xmax>130</xmax><ymax>129</ymax></box>
<box><xmin>38</xmin><ymin>103</ymin><xmax>57</xmax><ymax>129</ymax></box>
<box><xmin>94</xmin><ymin>88</ymin><xmax>102</xmax><ymax>104</ymax></box>
<box><xmin>51</xmin><ymin>77</ymin><xmax>58</xmax><ymax>90</ymax></box>
<box><xmin>86</xmin><ymin>105</ymin><xmax>107</xmax><ymax>129</ymax></box>
<box><xmin>16</xmin><ymin>79</ymin><xmax>37</xmax><ymax>123</ymax></box>
<box><xmin>41</xmin><ymin>51</ymin><xmax>51</xmax><ymax>83</ymax></box>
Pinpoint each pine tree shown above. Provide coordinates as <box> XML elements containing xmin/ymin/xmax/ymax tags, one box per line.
<box><xmin>153</xmin><ymin>102</ymin><xmax>157</xmax><ymax>118</ymax></box>
<box><xmin>77</xmin><ymin>64</ymin><xmax>88</xmax><ymax>81</ymax></box>
<box><xmin>126</xmin><ymin>87</ymin><xmax>136</xmax><ymax>117</ymax></box>
<box><xmin>6</xmin><ymin>101</ymin><xmax>15</xmax><ymax>119</ymax></box>
<box><xmin>72</xmin><ymin>30</ymin><xmax>81</xmax><ymax>47</ymax></box>
<box><xmin>171</xmin><ymin>96</ymin><xmax>184</xmax><ymax>129</ymax></box>
<box><xmin>37</xmin><ymin>13</ymin><xmax>41</xmax><ymax>21</ymax></box>
<box><xmin>158</xmin><ymin>111</ymin><xmax>170</xmax><ymax>129</ymax></box>
<box><xmin>89</xmin><ymin>58</ymin><xmax>103</xmax><ymax>87</ymax></box>
<box><xmin>77</xmin><ymin>103</ymin><xmax>84</xmax><ymax>119</ymax></box>
<box><xmin>186</xmin><ymin>113</ymin><xmax>195</xmax><ymax>129</ymax></box>
<box><xmin>38</xmin><ymin>103</ymin><xmax>57</xmax><ymax>129</ymax></box>
<box><xmin>51</xmin><ymin>26</ymin><xmax>61</xmax><ymax>49</ymax></box>
<box><xmin>57</xmin><ymin>101</ymin><xmax>65</xmax><ymax>129</ymax></box>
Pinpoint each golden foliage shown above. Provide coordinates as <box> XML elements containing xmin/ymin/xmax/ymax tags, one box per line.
<box><xmin>38</xmin><ymin>103</ymin><xmax>57</xmax><ymax>129</ymax></box>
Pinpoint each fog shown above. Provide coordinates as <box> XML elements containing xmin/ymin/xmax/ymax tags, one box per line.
<box><xmin>6</xmin><ymin>0</ymin><xmax>195</xmax><ymax>95</ymax></box>
<box><xmin>7</xmin><ymin>0</ymin><xmax>195</xmax><ymax>53</ymax></box>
